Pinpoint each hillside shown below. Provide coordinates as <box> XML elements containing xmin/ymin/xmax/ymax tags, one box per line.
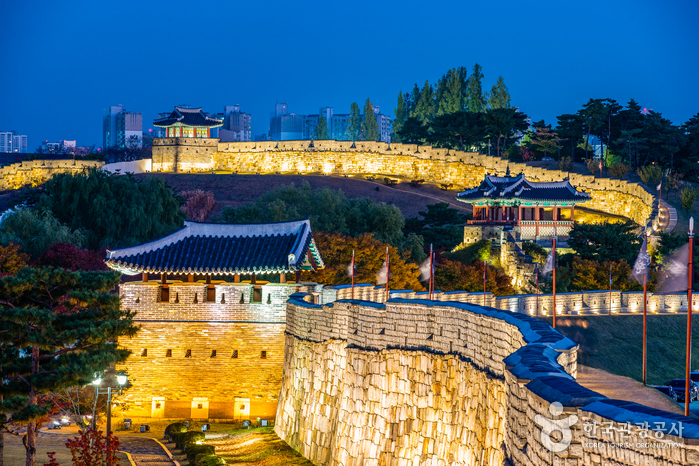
<box><xmin>137</xmin><ymin>173</ymin><xmax>472</xmax><ymax>220</ymax></box>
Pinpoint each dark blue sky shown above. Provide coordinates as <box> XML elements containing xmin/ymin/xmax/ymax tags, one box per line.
<box><xmin>1</xmin><ymin>0</ymin><xmax>698</xmax><ymax>149</ymax></box>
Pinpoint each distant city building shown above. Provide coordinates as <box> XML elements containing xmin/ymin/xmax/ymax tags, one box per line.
<box><xmin>254</xmin><ymin>134</ymin><xmax>268</xmax><ymax>141</ymax></box>
<box><xmin>153</xmin><ymin>106</ymin><xmax>223</xmax><ymax>137</ymax></box>
<box><xmin>269</xmin><ymin>103</ymin><xmax>303</xmax><ymax>141</ymax></box>
<box><xmin>0</xmin><ymin>130</ymin><xmax>28</xmax><ymax>153</ymax></box>
<box><xmin>103</xmin><ymin>105</ymin><xmax>143</xmax><ymax>149</ymax></box>
<box><xmin>216</xmin><ymin>105</ymin><xmax>252</xmax><ymax>142</ymax></box>
<box><xmin>39</xmin><ymin>140</ymin><xmax>75</xmax><ymax>154</ymax></box>
<box><xmin>270</xmin><ymin>103</ymin><xmax>392</xmax><ymax>142</ymax></box>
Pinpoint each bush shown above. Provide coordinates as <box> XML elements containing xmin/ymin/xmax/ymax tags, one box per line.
<box><xmin>521</xmin><ymin>241</ymin><xmax>548</xmax><ymax>264</ymax></box>
<box><xmin>637</xmin><ymin>164</ymin><xmax>663</xmax><ymax>187</ymax></box>
<box><xmin>196</xmin><ymin>454</ymin><xmax>225</xmax><ymax>466</ymax></box>
<box><xmin>186</xmin><ymin>445</ymin><xmax>215</xmax><ymax>465</ymax></box>
<box><xmin>558</xmin><ymin>156</ymin><xmax>573</xmax><ymax>171</ymax></box>
<box><xmin>608</xmin><ymin>162</ymin><xmax>631</xmax><ymax>179</ymax></box>
<box><xmin>164</xmin><ymin>422</ymin><xmax>188</xmax><ymax>440</ymax></box>
<box><xmin>171</xmin><ymin>432</ymin><xmax>188</xmax><ymax>448</ymax></box>
<box><xmin>176</xmin><ymin>431</ymin><xmax>205</xmax><ymax>450</ymax></box>
<box><xmin>180</xmin><ymin>190</ymin><xmax>216</xmax><ymax>222</ymax></box>
<box><xmin>38</xmin><ymin>243</ymin><xmax>109</xmax><ymax>271</ymax></box>
<box><xmin>0</xmin><ymin>243</ymin><xmax>29</xmax><ymax>277</ymax></box>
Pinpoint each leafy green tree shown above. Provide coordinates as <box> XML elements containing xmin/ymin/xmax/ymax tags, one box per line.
<box><xmin>531</xmin><ymin>125</ymin><xmax>563</xmax><ymax>160</ymax></box>
<box><xmin>314</xmin><ymin>116</ymin><xmax>329</xmax><ymax>140</ymax></box>
<box><xmin>681</xmin><ymin>187</ymin><xmax>698</xmax><ymax>214</ymax></box>
<box><xmin>578</xmin><ymin>98</ymin><xmax>609</xmax><ymax>159</ymax></box>
<box><xmin>361</xmin><ymin>98</ymin><xmax>379</xmax><ymax>141</ymax></box>
<box><xmin>427</xmin><ymin>111</ymin><xmax>486</xmax><ymax>151</ymax></box>
<box><xmin>445</xmin><ymin>240</ymin><xmax>491</xmax><ymax>266</ymax></box>
<box><xmin>404</xmin><ymin>203</ymin><xmax>470</xmax><ymax>250</ymax></box>
<box><xmin>521</xmin><ymin>241</ymin><xmax>547</xmax><ymax>264</ymax></box>
<box><xmin>555</xmin><ymin>113</ymin><xmax>584</xmax><ymax>161</ymax></box>
<box><xmin>569</xmin><ymin>258</ymin><xmax>641</xmax><ymax>292</ymax></box>
<box><xmin>636</xmin><ymin>164</ymin><xmax>663</xmax><ymax>187</ymax></box>
<box><xmin>412</xmin><ymin>80</ymin><xmax>435</xmax><ymax>123</ymax></box>
<box><xmin>37</xmin><ymin>171</ymin><xmax>184</xmax><ymax>250</ymax></box>
<box><xmin>567</xmin><ymin>220</ymin><xmax>641</xmax><ymax>263</ymax></box>
<box><xmin>484</xmin><ymin>108</ymin><xmax>529</xmax><ymax>156</ymax></box>
<box><xmin>347</xmin><ymin>102</ymin><xmax>361</xmax><ymax>141</ymax></box>
<box><xmin>397</xmin><ymin>117</ymin><xmax>429</xmax><ymax>145</ymax></box>
<box><xmin>435</xmin><ymin>256</ymin><xmax>514</xmax><ymax>295</ymax></box>
<box><xmin>0</xmin><ymin>243</ymin><xmax>28</xmax><ymax>277</ymax></box>
<box><xmin>393</xmin><ymin>92</ymin><xmax>407</xmax><ymax>143</ymax></box>
<box><xmin>435</xmin><ymin>67</ymin><xmax>468</xmax><ymax>115</ymax></box>
<box><xmin>466</xmin><ymin>63</ymin><xmax>486</xmax><ymax>113</ymax></box>
<box><xmin>487</xmin><ymin>76</ymin><xmax>511</xmax><ymax>109</ymax></box>
<box><xmin>0</xmin><ymin>268</ymin><xmax>138</xmax><ymax>466</ymax></box>
<box><xmin>0</xmin><ymin>208</ymin><xmax>84</xmax><ymax>261</ymax></box>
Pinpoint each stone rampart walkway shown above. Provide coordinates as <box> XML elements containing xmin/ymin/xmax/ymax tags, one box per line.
<box><xmin>659</xmin><ymin>198</ymin><xmax>678</xmax><ymax>232</ymax></box>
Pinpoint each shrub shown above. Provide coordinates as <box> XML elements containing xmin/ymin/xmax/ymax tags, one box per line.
<box><xmin>196</xmin><ymin>455</ymin><xmax>225</xmax><ymax>466</ymax></box>
<box><xmin>164</xmin><ymin>422</ymin><xmax>188</xmax><ymax>440</ymax></box>
<box><xmin>608</xmin><ymin>162</ymin><xmax>631</xmax><ymax>179</ymax></box>
<box><xmin>176</xmin><ymin>431</ymin><xmax>205</xmax><ymax>450</ymax></box>
<box><xmin>0</xmin><ymin>242</ymin><xmax>29</xmax><ymax>276</ymax></box>
<box><xmin>171</xmin><ymin>432</ymin><xmax>188</xmax><ymax>448</ymax></box>
<box><xmin>180</xmin><ymin>190</ymin><xmax>216</xmax><ymax>222</ymax></box>
<box><xmin>586</xmin><ymin>158</ymin><xmax>601</xmax><ymax>175</ymax></box>
<box><xmin>681</xmin><ymin>187</ymin><xmax>699</xmax><ymax>214</ymax></box>
<box><xmin>186</xmin><ymin>445</ymin><xmax>215</xmax><ymax>465</ymax></box>
<box><xmin>558</xmin><ymin>156</ymin><xmax>573</xmax><ymax>171</ymax></box>
<box><xmin>637</xmin><ymin>164</ymin><xmax>663</xmax><ymax>187</ymax></box>
<box><xmin>521</xmin><ymin>241</ymin><xmax>548</xmax><ymax>264</ymax></box>
<box><xmin>38</xmin><ymin>243</ymin><xmax>108</xmax><ymax>271</ymax></box>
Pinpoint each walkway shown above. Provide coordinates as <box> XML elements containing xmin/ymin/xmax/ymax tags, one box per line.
<box><xmin>576</xmin><ymin>365</ymin><xmax>684</xmax><ymax>415</ymax></box>
<box><xmin>658</xmin><ymin>198</ymin><xmax>678</xmax><ymax>232</ymax></box>
<box><xmin>119</xmin><ymin>437</ymin><xmax>178</xmax><ymax>466</ymax></box>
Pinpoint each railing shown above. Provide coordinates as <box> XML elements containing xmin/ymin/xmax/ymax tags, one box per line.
<box><xmin>466</xmin><ymin>219</ymin><xmax>516</xmax><ymax>225</ymax></box>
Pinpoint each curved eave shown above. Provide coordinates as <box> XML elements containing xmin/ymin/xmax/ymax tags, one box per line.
<box><xmin>457</xmin><ymin>195</ymin><xmax>591</xmax><ymax>205</ymax></box>
<box><xmin>104</xmin><ymin>261</ymin><xmax>305</xmax><ymax>276</ymax></box>
<box><xmin>152</xmin><ymin>121</ymin><xmax>223</xmax><ymax>128</ymax></box>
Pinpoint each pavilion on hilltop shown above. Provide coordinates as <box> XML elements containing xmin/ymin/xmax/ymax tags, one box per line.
<box><xmin>153</xmin><ymin>106</ymin><xmax>223</xmax><ymax>138</ymax></box>
<box><xmin>457</xmin><ymin>173</ymin><xmax>591</xmax><ymax>240</ymax></box>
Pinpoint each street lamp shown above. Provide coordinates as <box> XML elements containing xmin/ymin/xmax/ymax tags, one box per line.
<box><xmin>92</xmin><ymin>373</ymin><xmax>128</xmax><ymax>454</ymax></box>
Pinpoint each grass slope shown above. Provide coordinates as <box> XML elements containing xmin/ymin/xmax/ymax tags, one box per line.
<box><xmin>544</xmin><ymin>315</ymin><xmax>699</xmax><ymax>386</ymax></box>
<box><xmin>205</xmin><ymin>427</ymin><xmax>312</xmax><ymax>465</ymax></box>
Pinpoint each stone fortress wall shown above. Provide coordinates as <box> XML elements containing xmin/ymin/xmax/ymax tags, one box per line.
<box><xmin>277</xmin><ymin>294</ymin><xmax>699</xmax><ymax>466</ymax></box>
<box><xmin>151</xmin><ymin>139</ymin><xmax>656</xmax><ymax>227</ymax></box>
<box><xmin>0</xmin><ymin>159</ymin><xmax>104</xmax><ymax>190</ymax></box>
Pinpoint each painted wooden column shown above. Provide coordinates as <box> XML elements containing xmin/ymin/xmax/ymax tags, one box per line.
<box><xmin>234</xmin><ymin>274</ymin><xmax>241</xmax><ymax>283</ymax></box>
<box><xmin>502</xmin><ymin>205</ymin><xmax>506</xmax><ymax>222</ymax></box>
<box><xmin>142</xmin><ymin>272</ymin><xmax>148</xmax><ymax>282</ymax></box>
<box><xmin>518</xmin><ymin>205</ymin><xmax>522</xmax><ymax>225</ymax></box>
<box><xmin>280</xmin><ymin>273</ymin><xmax>286</xmax><ymax>283</ymax></box>
<box><xmin>535</xmin><ymin>204</ymin><xmax>540</xmax><ymax>237</ymax></box>
<box><xmin>485</xmin><ymin>205</ymin><xmax>489</xmax><ymax>223</ymax></box>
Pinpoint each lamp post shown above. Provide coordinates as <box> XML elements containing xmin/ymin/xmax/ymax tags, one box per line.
<box><xmin>92</xmin><ymin>374</ymin><xmax>128</xmax><ymax>463</ymax></box>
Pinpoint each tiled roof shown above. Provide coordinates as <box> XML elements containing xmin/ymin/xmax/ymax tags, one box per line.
<box><xmin>153</xmin><ymin>106</ymin><xmax>223</xmax><ymax>128</ymax></box>
<box><xmin>457</xmin><ymin>174</ymin><xmax>591</xmax><ymax>205</ymax></box>
<box><xmin>105</xmin><ymin>220</ymin><xmax>323</xmax><ymax>276</ymax></box>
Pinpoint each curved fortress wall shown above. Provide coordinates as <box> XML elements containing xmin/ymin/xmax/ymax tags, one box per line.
<box><xmin>152</xmin><ymin>139</ymin><xmax>655</xmax><ymax>226</ymax></box>
<box><xmin>277</xmin><ymin>296</ymin><xmax>699</xmax><ymax>466</ymax></box>
<box><xmin>0</xmin><ymin>159</ymin><xmax>104</xmax><ymax>190</ymax></box>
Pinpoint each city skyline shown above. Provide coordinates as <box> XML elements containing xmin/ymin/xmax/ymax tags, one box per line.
<box><xmin>1</xmin><ymin>0</ymin><xmax>698</xmax><ymax>148</ymax></box>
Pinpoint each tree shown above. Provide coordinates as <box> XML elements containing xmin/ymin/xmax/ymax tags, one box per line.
<box><xmin>392</xmin><ymin>92</ymin><xmax>407</xmax><ymax>143</ymax></box>
<box><xmin>404</xmin><ymin>203</ymin><xmax>470</xmax><ymax>251</ymax></box>
<box><xmin>63</xmin><ymin>428</ymin><xmax>122</xmax><ymax>466</ymax></box>
<box><xmin>346</xmin><ymin>103</ymin><xmax>361</xmax><ymax>141</ymax></box>
<box><xmin>0</xmin><ymin>243</ymin><xmax>28</xmax><ymax>277</ymax></box>
<box><xmin>361</xmin><ymin>98</ymin><xmax>379</xmax><ymax>141</ymax></box>
<box><xmin>578</xmin><ymin>98</ymin><xmax>609</xmax><ymax>159</ymax></box>
<box><xmin>531</xmin><ymin>125</ymin><xmax>563</xmax><ymax>160</ymax></box>
<box><xmin>636</xmin><ymin>164</ymin><xmax>663</xmax><ymax>188</ymax></box>
<box><xmin>397</xmin><ymin>117</ymin><xmax>429</xmax><ymax>145</ymax></box>
<box><xmin>555</xmin><ymin>113</ymin><xmax>584</xmax><ymax>161</ymax></box>
<box><xmin>0</xmin><ymin>267</ymin><xmax>138</xmax><ymax>466</ymax></box>
<box><xmin>484</xmin><ymin>108</ymin><xmax>529</xmax><ymax>157</ymax></box>
<box><xmin>435</xmin><ymin>67</ymin><xmax>467</xmax><ymax>115</ymax></box>
<box><xmin>0</xmin><ymin>208</ymin><xmax>84</xmax><ymax>261</ymax></box>
<box><xmin>569</xmin><ymin>258</ymin><xmax>640</xmax><ymax>292</ymax></box>
<box><xmin>681</xmin><ymin>187</ymin><xmax>698</xmax><ymax>214</ymax></box>
<box><xmin>180</xmin><ymin>190</ymin><xmax>216</xmax><ymax>222</ymax></box>
<box><xmin>434</xmin><ymin>256</ymin><xmax>514</xmax><ymax>295</ymax></box>
<box><xmin>487</xmin><ymin>76</ymin><xmax>511</xmax><ymax>109</ymax></box>
<box><xmin>314</xmin><ymin>116</ymin><xmax>329</xmax><ymax>140</ymax></box>
<box><xmin>567</xmin><ymin>220</ymin><xmax>641</xmax><ymax>263</ymax></box>
<box><xmin>38</xmin><ymin>170</ymin><xmax>184</xmax><ymax>250</ymax></box>
<box><xmin>300</xmin><ymin>232</ymin><xmax>425</xmax><ymax>291</ymax></box>
<box><xmin>412</xmin><ymin>80</ymin><xmax>435</xmax><ymax>123</ymax></box>
<box><xmin>37</xmin><ymin>243</ymin><xmax>109</xmax><ymax>271</ymax></box>
<box><xmin>465</xmin><ymin>63</ymin><xmax>486</xmax><ymax>113</ymax></box>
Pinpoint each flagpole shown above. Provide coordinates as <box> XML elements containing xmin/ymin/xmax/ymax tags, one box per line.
<box><xmin>609</xmin><ymin>263</ymin><xmax>613</xmax><ymax>315</ymax></box>
<box><xmin>431</xmin><ymin>251</ymin><xmax>435</xmax><ymax>300</ymax></box>
<box><xmin>553</xmin><ymin>237</ymin><xmax>557</xmax><ymax>329</ymax></box>
<box><xmin>483</xmin><ymin>260</ymin><xmax>487</xmax><ymax>306</ymax></box>
<box><xmin>351</xmin><ymin>250</ymin><xmax>355</xmax><ymax>300</ymax></box>
<box><xmin>686</xmin><ymin>217</ymin><xmax>694</xmax><ymax>416</ymax></box>
<box><xmin>385</xmin><ymin>247</ymin><xmax>390</xmax><ymax>302</ymax></box>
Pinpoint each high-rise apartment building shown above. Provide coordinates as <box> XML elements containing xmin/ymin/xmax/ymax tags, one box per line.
<box><xmin>269</xmin><ymin>102</ymin><xmax>303</xmax><ymax>141</ymax></box>
<box><xmin>216</xmin><ymin>105</ymin><xmax>252</xmax><ymax>142</ymax></box>
<box><xmin>103</xmin><ymin>105</ymin><xmax>143</xmax><ymax>149</ymax></box>
<box><xmin>0</xmin><ymin>130</ymin><xmax>28</xmax><ymax>153</ymax></box>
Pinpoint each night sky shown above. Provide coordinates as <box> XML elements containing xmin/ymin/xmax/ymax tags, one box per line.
<box><xmin>1</xmin><ymin>0</ymin><xmax>698</xmax><ymax>149</ymax></box>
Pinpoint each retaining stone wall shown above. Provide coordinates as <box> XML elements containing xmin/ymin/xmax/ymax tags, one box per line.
<box><xmin>0</xmin><ymin>159</ymin><xmax>104</xmax><ymax>190</ymax></box>
<box><xmin>277</xmin><ymin>297</ymin><xmax>699</xmax><ymax>465</ymax></box>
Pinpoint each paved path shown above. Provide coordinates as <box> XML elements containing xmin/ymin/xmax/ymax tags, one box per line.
<box><xmin>658</xmin><ymin>198</ymin><xmax>678</xmax><ymax>232</ymax></box>
<box><xmin>576</xmin><ymin>364</ymin><xmax>684</xmax><ymax>415</ymax></box>
<box><xmin>119</xmin><ymin>437</ymin><xmax>177</xmax><ymax>466</ymax></box>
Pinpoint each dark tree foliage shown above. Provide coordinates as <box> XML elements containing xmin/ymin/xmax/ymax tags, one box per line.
<box><xmin>404</xmin><ymin>203</ymin><xmax>470</xmax><ymax>251</ymax></box>
<box><xmin>0</xmin><ymin>243</ymin><xmax>29</xmax><ymax>277</ymax></box>
<box><xmin>397</xmin><ymin>117</ymin><xmax>429</xmax><ymax>145</ymax></box>
<box><xmin>216</xmin><ymin>181</ymin><xmax>426</xmax><ymax>262</ymax></box>
<box><xmin>426</xmin><ymin>111</ymin><xmax>486</xmax><ymax>151</ymax></box>
<box><xmin>435</xmin><ymin>256</ymin><xmax>514</xmax><ymax>296</ymax></box>
<box><xmin>445</xmin><ymin>240</ymin><xmax>491</xmax><ymax>266</ymax></box>
<box><xmin>0</xmin><ymin>268</ymin><xmax>138</xmax><ymax>466</ymax></box>
<box><xmin>38</xmin><ymin>170</ymin><xmax>184</xmax><ymax>250</ymax></box>
<box><xmin>37</xmin><ymin>243</ymin><xmax>109</xmax><ymax>271</ymax></box>
<box><xmin>484</xmin><ymin>108</ymin><xmax>529</xmax><ymax>156</ymax></box>
<box><xmin>567</xmin><ymin>220</ymin><xmax>641</xmax><ymax>263</ymax></box>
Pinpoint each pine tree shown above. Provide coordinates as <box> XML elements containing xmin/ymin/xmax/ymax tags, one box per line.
<box><xmin>488</xmin><ymin>76</ymin><xmax>511</xmax><ymax>109</ymax></box>
<box><xmin>314</xmin><ymin>116</ymin><xmax>329</xmax><ymax>140</ymax></box>
<box><xmin>347</xmin><ymin>103</ymin><xmax>361</xmax><ymax>141</ymax></box>
<box><xmin>393</xmin><ymin>92</ymin><xmax>407</xmax><ymax>143</ymax></box>
<box><xmin>436</xmin><ymin>67</ymin><xmax>467</xmax><ymax>115</ymax></box>
<box><xmin>409</xmin><ymin>84</ymin><xmax>421</xmax><ymax>115</ymax></box>
<box><xmin>466</xmin><ymin>63</ymin><xmax>486</xmax><ymax>113</ymax></box>
<box><xmin>0</xmin><ymin>267</ymin><xmax>139</xmax><ymax>466</ymax></box>
<box><xmin>361</xmin><ymin>98</ymin><xmax>380</xmax><ymax>141</ymax></box>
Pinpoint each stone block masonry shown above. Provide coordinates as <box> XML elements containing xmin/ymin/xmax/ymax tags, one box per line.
<box><xmin>0</xmin><ymin>159</ymin><xmax>104</xmax><ymax>190</ymax></box>
<box><xmin>151</xmin><ymin>139</ymin><xmax>656</xmax><ymax>227</ymax></box>
<box><xmin>277</xmin><ymin>296</ymin><xmax>699</xmax><ymax>465</ymax></box>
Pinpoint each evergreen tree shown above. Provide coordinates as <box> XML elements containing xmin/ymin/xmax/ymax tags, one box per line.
<box><xmin>361</xmin><ymin>98</ymin><xmax>380</xmax><ymax>141</ymax></box>
<box><xmin>567</xmin><ymin>220</ymin><xmax>641</xmax><ymax>263</ymax></box>
<box><xmin>38</xmin><ymin>170</ymin><xmax>184</xmax><ymax>250</ymax></box>
<box><xmin>0</xmin><ymin>267</ymin><xmax>139</xmax><ymax>466</ymax></box>
<box><xmin>531</xmin><ymin>125</ymin><xmax>563</xmax><ymax>160</ymax></box>
<box><xmin>408</xmin><ymin>84</ymin><xmax>421</xmax><ymax>115</ymax></box>
<box><xmin>347</xmin><ymin>102</ymin><xmax>361</xmax><ymax>141</ymax></box>
<box><xmin>314</xmin><ymin>116</ymin><xmax>329</xmax><ymax>140</ymax></box>
<box><xmin>411</xmin><ymin>80</ymin><xmax>434</xmax><ymax>123</ymax></box>
<box><xmin>484</xmin><ymin>108</ymin><xmax>529</xmax><ymax>156</ymax></box>
<box><xmin>397</xmin><ymin>117</ymin><xmax>429</xmax><ymax>145</ymax></box>
<box><xmin>393</xmin><ymin>92</ymin><xmax>407</xmax><ymax>143</ymax></box>
<box><xmin>488</xmin><ymin>76</ymin><xmax>511</xmax><ymax>109</ymax></box>
<box><xmin>466</xmin><ymin>63</ymin><xmax>486</xmax><ymax>113</ymax></box>
<box><xmin>555</xmin><ymin>113</ymin><xmax>585</xmax><ymax>161</ymax></box>
<box><xmin>436</xmin><ymin>67</ymin><xmax>467</xmax><ymax>115</ymax></box>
